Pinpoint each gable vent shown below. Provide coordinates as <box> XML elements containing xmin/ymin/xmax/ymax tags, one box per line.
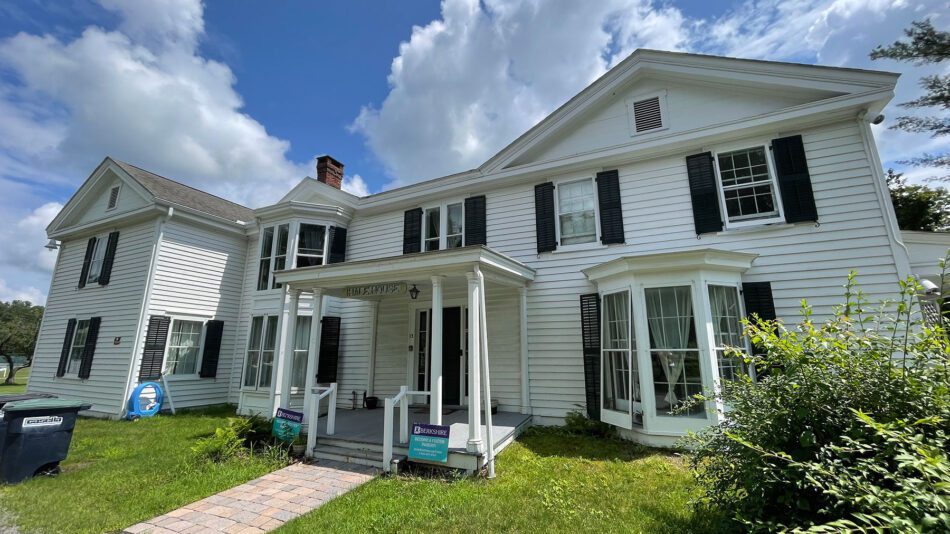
<box><xmin>632</xmin><ymin>96</ymin><xmax>663</xmax><ymax>133</ymax></box>
<box><xmin>107</xmin><ymin>186</ymin><xmax>120</xmax><ymax>210</ymax></box>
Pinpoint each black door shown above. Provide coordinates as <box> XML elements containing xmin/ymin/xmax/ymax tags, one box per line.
<box><xmin>442</xmin><ymin>307</ymin><xmax>462</xmax><ymax>405</ymax></box>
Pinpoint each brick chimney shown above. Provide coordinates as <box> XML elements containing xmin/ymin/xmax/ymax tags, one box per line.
<box><xmin>316</xmin><ymin>155</ymin><xmax>344</xmax><ymax>189</ymax></box>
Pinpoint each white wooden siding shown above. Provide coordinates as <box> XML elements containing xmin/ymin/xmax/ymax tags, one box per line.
<box><xmin>345</xmin><ymin>120</ymin><xmax>904</xmax><ymax>419</ymax></box>
<box><xmin>27</xmin><ymin>220</ymin><xmax>157</xmax><ymax>416</ymax></box>
<box><xmin>131</xmin><ymin>220</ymin><xmax>247</xmax><ymax>409</ymax></box>
<box><xmin>74</xmin><ymin>171</ymin><xmax>150</xmax><ymax>226</ymax></box>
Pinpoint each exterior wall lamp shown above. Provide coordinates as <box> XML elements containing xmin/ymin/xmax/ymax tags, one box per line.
<box><xmin>409</xmin><ymin>284</ymin><xmax>421</xmax><ymax>300</ymax></box>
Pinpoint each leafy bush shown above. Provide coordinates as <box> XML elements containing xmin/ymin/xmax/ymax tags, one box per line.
<box><xmin>684</xmin><ymin>271</ymin><xmax>950</xmax><ymax>531</ymax></box>
<box><xmin>563</xmin><ymin>409</ymin><xmax>617</xmax><ymax>438</ymax></box>
<box><xmin>192</xmin><ymin>415</ymin><xmax>291</xmax><ymax>464</ymax></box>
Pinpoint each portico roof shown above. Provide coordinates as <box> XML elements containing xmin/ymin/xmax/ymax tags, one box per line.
<box><xmin>274</xmin><ymin>245</ymin><xmax>535</xmax><ymax>296</ymax></box>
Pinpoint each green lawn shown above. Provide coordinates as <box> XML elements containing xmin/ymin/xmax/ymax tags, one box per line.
<box><xmin>0</xmin><ymin>406</ymin><xmax>285</xmax><ymax>534</ymax></box>
<box><xmin>0</xmin><ymin>366</ymin><xmax>30</xmax><ymax>394</ymax></box>
<box><xmin>277</xmin><ymin>428</ymin><xmax>720</xmax><ymax>534</ymax></box>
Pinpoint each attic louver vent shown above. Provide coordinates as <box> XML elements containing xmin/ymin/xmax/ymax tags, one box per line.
<box><xmin>107</xmin><ymin>186</ymin><xmax>120</xmax><ymax>209</ymax></box>
<box><xmin>633</xmin><ymin>96</ymin><xmax>663</xmax><ymax>133</ymax></box>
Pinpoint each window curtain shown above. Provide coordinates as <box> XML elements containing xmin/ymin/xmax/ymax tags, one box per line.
<box><xmin>647</xmin><ymin>287</ymin><xmax>692</xmax><ymax>405</ymax></box>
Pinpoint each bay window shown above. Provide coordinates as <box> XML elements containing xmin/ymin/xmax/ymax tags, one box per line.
<box><xmin>243</xmin><ymin>315</ymin><xmax>278</xmax><ymax>390</ymax></box>
<box><xmin>296</xmin><ymin>224</ymin><xmax>326</xmax><ymax>267</ymax></box>
<box><xmin>645</xmin><ymin>286</ymin><xmax>704</xmax><ymax>418</ymax></box>
<box><xmin>708</xmin><ymin>285</ymin><xmax>749</xmax><ymax>382</ymax></box>
<box><xmin>601</xmin><ymin>290</ymin><xmax>641</xmax><ymax>427</ymax></box>
<box><xmin>257</xmin><ymin>224</ymin><xmax>289</xmax><ymax>291</ymax></box>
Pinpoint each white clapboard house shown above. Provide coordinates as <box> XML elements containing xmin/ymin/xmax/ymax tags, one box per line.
<box><xmin>27</xmin><ymin>50</ymin><xmax>935</xmax><ymax>471</ymax></box>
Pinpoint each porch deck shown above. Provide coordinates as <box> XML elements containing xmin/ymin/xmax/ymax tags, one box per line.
<box><xmin>310</xmin><ymin>407</ymin><xmax>532</xmax><ymax>470</ymax></box>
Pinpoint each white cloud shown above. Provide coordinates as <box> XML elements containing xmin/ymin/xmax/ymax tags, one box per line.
<box><xmin>354</xmin><ymin>0</ymin><xmax>946</xmax><ymax>186</ymax></box>
<box><xmin>342</xmin><ymin>174</ymin><xmax>370</xmax><ymax>197</ymax></box>
<box><xmin>0</xmin><ymin>279</ymin><xmax>46</xmax><ymax>305</ymax></box>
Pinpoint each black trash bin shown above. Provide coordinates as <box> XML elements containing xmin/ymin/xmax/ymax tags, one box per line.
<box><xmin>0</xmin><ymin>397</ymin><xmax>90</xmax><ymax>483</ymax></box>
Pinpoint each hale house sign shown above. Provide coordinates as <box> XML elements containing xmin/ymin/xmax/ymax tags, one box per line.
<box><xmin>344</xmin><ymin>282</ymin><xmax>407</xmax><ymax>298</ymax></box>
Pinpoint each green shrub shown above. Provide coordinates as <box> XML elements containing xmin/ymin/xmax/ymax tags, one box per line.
<box><xmin>192</xmin><ymin>415</ymin><xmax>292</xmax><ymax>464</ymax></box>
<box><xmin>563</xmin><ymin>409</ymin><xmax>616</xmax><ymax>438</ymax></box>
<box><xmin>684</xmin><ymin>271</ymin><xmax>950</xmax><ymax>531</ymax></box>
<box><xmin>192</xmin><ymin>421</ymin><xmax>244</xmax><ymax>462</ymax></box>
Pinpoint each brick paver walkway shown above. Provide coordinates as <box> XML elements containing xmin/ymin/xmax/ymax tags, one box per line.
<box><xmin>124</xmin><ymin>461</ymin><xmax>377</xmax><ymax>534</ymax></box>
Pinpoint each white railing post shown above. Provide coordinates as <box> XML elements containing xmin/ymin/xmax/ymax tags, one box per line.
<box><xmin>383</xmin><ymin>397</ymin><xmax>395</xmax><ymax>473</ymax></box>
<box><xmin>306</xmin><ymin>389</ymin><xmax>319</xmax><ymax>457</ymax></box>
<box><xmin>327</xmin><ymin>383</ymin><xmax>337</xmax><ymax>436</ymax></box>
<box><xmin>399</xmin><ymin>385</ymin><xmax>409</xmax><ymax>444</ymax></box>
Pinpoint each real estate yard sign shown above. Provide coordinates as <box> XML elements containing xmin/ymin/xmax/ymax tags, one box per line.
<box><xmin>408</xmin><ymin>423</ymin><xmax>450</xmax><ymax>463</ymax></box>
<box><xmin>272</xmin><ymin>408</ymin><xmax>304</xmax><ymax>443</ymax></box>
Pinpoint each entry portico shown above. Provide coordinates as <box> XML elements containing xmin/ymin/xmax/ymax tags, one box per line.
<box><xmin>271</xmin><ymin>245</ymin><xmax>535</xmax><ymax>465</ymax></box>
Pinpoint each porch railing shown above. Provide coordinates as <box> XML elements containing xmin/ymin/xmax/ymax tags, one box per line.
<box><xmin>382</xmin><ymin>386</ymin><xmax>430</xmax><ymax>473</ymax></box>
<box><xmin>305</xmin><ymin>382</ymin><xmax>338</xmax><ymax>457</ymax></box>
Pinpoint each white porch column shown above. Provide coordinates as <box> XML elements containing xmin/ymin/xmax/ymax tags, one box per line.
<box><xmin>303</xmin><ymin>289</ymin><xmax>324</xmax><ymax>418</ymax></box>
<box><xmin>519</xmin><ymin>285</ymin><xmax>531</xmax><ymax>415</ymax></box>
<box><xmin>466</xmin><ymin>271</ymin><xmax>484</xmax><ymax>453</ymax></box>
<box><xmin>430</xmin><ymin>275</ymin><xmax>444</xmax><ymax>424</ymax></box>
<box><xmin>274</xmin><ymin>288</ymin><xmax>300</xmax><ymax>413</ymax></box>
<box><xmin>366</xmin><ymin>300</ymin><xmax>379</xmax><ymax>397</ymax></box>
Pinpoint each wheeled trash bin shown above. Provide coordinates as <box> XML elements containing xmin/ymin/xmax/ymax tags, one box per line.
<box><xmin>0</xmin><ymin>397</ymin><xmax>90</xmax><ymax>483</ymax></box>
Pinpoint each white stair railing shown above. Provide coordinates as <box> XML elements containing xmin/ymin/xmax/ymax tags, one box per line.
<box><xmin>305</xmin><ymin>382</ymin><xmax>338</xmax><ymax>457</ymax></box>
<box><xmin>382</xmin><ymin>386</ymin><xmax>430</xmax><ymax>472</ymax></box>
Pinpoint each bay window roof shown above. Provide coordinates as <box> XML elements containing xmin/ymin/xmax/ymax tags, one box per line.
<box><xmin>582</xmin><ymin>249</ymin><xmax>757</xmax><ymax>283</ymax></box>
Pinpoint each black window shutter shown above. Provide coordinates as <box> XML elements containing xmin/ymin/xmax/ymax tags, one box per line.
<box><xmin>139</xmin><ymin>315</ymin><xmax>171</xmax><ymax>381</ymax></box>
<box><xmin>327</xmin><ymin>226</ymin><xmax>347</xmax><ymax>264</ymax></box>
<box><xmin>56</xmin><ymin>318</ymin><xmax>77</xmax><ymax>377</ymax></box>
<box><xmin>534</xmin><ymin>182</ymin><xmax>557</xmax><ymax>253</ymax></box>
<box><xmin>77</xmin><ymin>317</ymin><xmax>101</xmax><ymax>379</ymax></box>
<box><xmin>98</xmin><ymin>231</ymin><xmax>120</xmax><ymax>286</ymax></box>
<box><xmin>464</xmin><ymin>195</ymin><xmax>487</xmax><ymax>246</ymax></box>
<box><xmin>78</xmin><ymin>237</ymin><xmax>96</xmax><ymax>289</ymax></box>
<box><xmin>686</xmin><ymin>152</ymin><xmax>723</xmax><ymax>235</ymax></box>
<box><xmin>403</xmin><ymin>208</ymin><xmax>423</xmax><ymax>254</ymax></box>
<box><xmin>199</xmin><ymin>320</ymin><xmax>224</xmax><ymax>378</ymax></box>
<box><xmin>580</xmin><ymin>293</ymin><xmax>601</xmax><ymax>420</ymax></box>
<box><xmin>596</xmin><ymin>170</ymin><xmax>625</xmax><ymax>245</ymax></box>
<box><xmin>742</xmin><ymin>282</ymin><xmax>777</xmax><ymax>321</ymax></box>
<box><xmin>772</xmin><ymin>135</ymin><xmax>818</xmax><ymax>223</ymax></box>
<box><xmin>317</xmin><ymin>316</ymin><xmax>341</xmax><ymax>383</ymax></box>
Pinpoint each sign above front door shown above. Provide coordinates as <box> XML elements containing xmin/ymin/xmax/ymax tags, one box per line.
<box><xmin>344</xmin><ymin>282</ymin><xmax>407</xmax><ymax>298</ymax></box>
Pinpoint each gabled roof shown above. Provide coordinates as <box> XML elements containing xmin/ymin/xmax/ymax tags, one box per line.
<box><xmin>113</xmin><ymin>160</ymin><xmax>255</xmax><ymax>223</ymax></box>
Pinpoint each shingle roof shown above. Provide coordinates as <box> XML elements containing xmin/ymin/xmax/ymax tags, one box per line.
<box><xmin>113</xmin><ymin>160</ymin><xmax>255</xmax><ymax>224</ymax></box>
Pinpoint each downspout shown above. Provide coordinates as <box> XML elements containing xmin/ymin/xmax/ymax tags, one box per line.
<box><xmin>119</xmin><ymin>206</ymin><xmax>172</xmax><ymax>418</ymax></box>
<box><xmin>857</xmin><ymin>113</ymin><xmax>913</xmax><ymax>281</ymax></box>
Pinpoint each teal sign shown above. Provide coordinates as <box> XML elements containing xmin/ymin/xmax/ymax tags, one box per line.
<box><xmin>272</xmin><ymin>408</ymin><xmax>303</xmax><ymax>443</ymax></box>
<box><xmin>408</xmin><ymin>423</ymin><xmax>450</xmax><ymax>463</ymax></box>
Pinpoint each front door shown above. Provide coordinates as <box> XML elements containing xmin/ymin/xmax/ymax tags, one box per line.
<box><xmin>416</xmin><ymin>307</ymin><xmax>464</xmax><ymax>406</ymax></box>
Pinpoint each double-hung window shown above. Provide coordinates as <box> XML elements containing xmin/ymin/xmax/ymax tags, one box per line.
<box><xmin>65</xmin><ymin>319</ymin><xmax>90</xmax><ymax>376</ymax></box>
<box><xmin>296</xmin><ymin>224</ymin><xmax>327</xmax><ymax>267</ymax></box>
<box><xmin>708</xmin><ymin>285</ymin><xmax>750</xmax><ymax>382</ymax></box>
<box><xmin>164</xmin><ymin>319</ymin><xmax>203</xmax><ymax>376</ymax></box>
<box><xmin>715</xmin><ymin>146</ymin><xmax>782</xmax><ymax>225</ymax></box>
<box><xmin>257</xmin><ymin>224</ymin><xmax>289</xmax><ymax>291</ymax></box>
<box><xmin>422</xmin><ymin>202</ymin><xmax>464</xmax><ymax>251</ymax></box>
<box><xmin>243</xmin><ymin>315</ymin><xmax>278</xmax><ymax>390</ymax></box>
<box><xmin>85</xmin><ymin>237</ymin><xmax>107</xmax><ymax>285</ymax></box>
<box><xmin>557</xmin><ymin>179</ymin><xmax>597</xmax><ymax>245</ymax></box>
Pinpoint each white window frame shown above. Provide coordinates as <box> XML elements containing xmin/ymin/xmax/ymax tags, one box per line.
<box><xmin>106</xmin><ymin>185</ymin><xmax>121</xmax><ymax>211</ymax></box>
<box><xmin>626</xmin><ymin>89</ymin><xmax>669</xmax><ymax>136</ymax></box>
<box><xmin>290</xmin><ymin>314</ymin><xmax>312</xmax><ymax>394</ymax></box>
<box><xmin>711</xmin><ymin>139</ymin><xmax>785</xmax><ymax>229</ymax></box>
<box><xmin>162</xmin><ymin>317</ymin><xmax>206</xmax><ymax>379</ymax></box>
<box><xmin>600</xmin><ymin>288</ymin><xmax>638</xmax><ymax>429</ymax></box>
<box><xmin>295</xmin><ymin>222</ymin><xmax>329</xmax><ymax>268</ymax></box>
<box><xmin>64</xmin><ymin>319</ymin><xmax>91</xmax><ymax>377</ymax></box>
<box><xmin>241</xmin><ymin>314</ymin><xmax>279</xmax><ymax>392</ymax></box>
<box><xmin>257</xmin><ymin>223</ymin><xmax>291</xmax><ymax>291</ymax></box>
<box><xmin>85</xmin><ymin>233</ymin><xmax>109</xmax><ymax>286</ymax></box>
<box><xmin>553</xmin><ymin>175</ymin><xmax>602</xmax><ymax>251</ymax></box>
<box><xmin>419</xmin><ymin>200</ymin><xmax>465</xmax><ymax>252</ymax></box>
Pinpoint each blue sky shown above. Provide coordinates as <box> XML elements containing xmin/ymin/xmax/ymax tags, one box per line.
<box><xmin>0</xmin><ymin>0</ymin><xmax>946</xmax><ymax>303</ymax></box>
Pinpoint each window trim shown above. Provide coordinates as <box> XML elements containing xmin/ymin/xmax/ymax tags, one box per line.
<box><xmin>162</xmin><ymin>316</ymin><xmax>207</xmax><ymax>379</ymax></box>
<box><xmin>600</xmin><ymin>288</ymin><xmax>638</xmax><ymax>429</ymax></box>
<box><xmin>419</xmin><ymin>199</ymin><xmax>466</xmax><ymax>251</ymax></box>
<box><xmin>64</xmin><ymin>318</ymin><xmax>91</xmax><ymax>377</ymax></box>
<box><xmin>553</xmin><ymin>175</ymin><xmax>602</xmax><ymax>251</ymax></box>
<box><xmin>106</xmin><ymin>185</ymin><xmax>121</xmax><ymax>211</ymax></box>
<box><xmin>241</xmin><ymin>314</ymin><xmax>279</xmax><ymax>392</ymax></box>
<box><xmin>626</xmin><ymin>89</ymin><xmax>669</xmax><ymax>136</ymax></box>
<box><xmin>711</xmin><ymin>140</ymin><xmax>785</xmax><ymax>229</ymax></box>
<box><xmin>706</xmin><ymin>282</ymin><xmax>755</xmax><ymax>385</ymax></box>
<box><xmin>294</xmin><ymin>222</ymin><xmax>329</xmax><ymax>268</ymax></box>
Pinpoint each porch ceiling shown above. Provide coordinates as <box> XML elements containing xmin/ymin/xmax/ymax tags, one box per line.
<box><xmin>274</xmin><ymin>245</ymin><xmax>535</xmax><ymax>297</ymax></box>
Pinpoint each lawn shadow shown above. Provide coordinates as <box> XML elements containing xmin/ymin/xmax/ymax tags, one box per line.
<box><xmin>516</xmin><ymin>426</ymin><xmax>677</xmax><ymax>462</ymax></box>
